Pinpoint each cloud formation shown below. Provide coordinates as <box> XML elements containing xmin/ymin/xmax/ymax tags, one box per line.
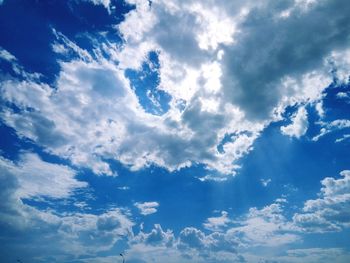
<box><xmin>134</xmin><ymin>201</ymin><xmax>159</xmax><ymax>215</ymax></box>
<box><xmin>0</xmin><ymin>153</ymin><xmax>87</xmax><ymax>199</ymax></box>
<box><xmin>1</xmin><ymin>0</ymin><xmax>350</xmax><ymax>181</ymax></box>
<box><xmin>0</xmin><ymin>153</ymin><xmax>133</xmax><ymax>261</ymax></box>
<box><xmin>294</xmin><ymin>170</ymin><xmax>350</xmax><ymax>232</ymax></box>
<box><xmin>281</xmin><ymin>106</ymin><xmax>309</xmax><ymax>138</ymax></box>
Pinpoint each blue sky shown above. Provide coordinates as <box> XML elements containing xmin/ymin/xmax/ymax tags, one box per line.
<box><xmin>0</xmin><ymin>0</ymin><xmax>350</xmax><ymax>262</ymax></box>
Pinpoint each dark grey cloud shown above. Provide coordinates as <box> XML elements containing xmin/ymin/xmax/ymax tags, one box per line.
<box><xmin>222</xmin><ymin>0</ymin><xmax>350</xmax><ymax>120</ymax></box>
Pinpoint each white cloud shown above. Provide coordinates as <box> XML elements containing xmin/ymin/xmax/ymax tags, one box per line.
<box><xmin>0</xmin><ymin>153</ymin><xmax>134</xmax><ymax>260</ymax></box>
<box><xmin>260</xmin><ymin>178</ymin><xmax>272</xmax><ymax>187</ymax></box>
<box><xmin>293</xmin><ymin>170</ymin><xmax>350</xmax><ymax>233</ymax></box>
<box><xmin>127</xmin><ymin>224</ymin><xmax>239</xmax><ymax>263</ymax></box>
<box><xmin>329</xmin><ymin>49</ymin><xmax>350</xmax><ymax>84</ymax></box>
<box><xmin>117</xmin><ymin>186</ymin><xmax>130</xmax><ymax>190</ymax></box>
<box><xmin>51</xmin><ymin>29</ymin><xmax>93</xmax><ymax>62</ymax></box>
<box><xmin>0</xmin><ymin>47</ymin><xmax>16</xmax><ymax>61</ymax></box>
<box><xmin>58</xmin><ymin>208</ymin><xmax>133</xmax><ymax>253</ymax></box>
<box><xmin>336</xmin><ymin>92</ymin><xmax>350</xmax><ymax>99</ymax></box>
<box><xmin>281</xmin><ymin>106</ymin><xmax>308</xmax><ymax>138</ymax></box>
<box><xmin>0</xmin><ymin>43</ymin><xmax>260</xmax><ymax>177</ymax></box>
<box><xmin>1</xmin><ymin>0</ymin><xmax>350</xmax><ymax>180</ymax></box>
<box><xmin>203</xmin><ymin>211</ymin><xmax>231</xmax><ymax>231</ymax></box>
<box><xmin>178</xmin><ymin>227</ymin><xmax>238</xmax><ymax>255</ymax></box>
<box><xmin>134</xmin><ymin>201</ymin><xmax>159</xmax><ymax>215</ymax></box>
<box><xmin>312</xmin><ymin>119</ymin><xmax>350</xmax><ymax>141</ymax></box>
<box><xmin>132</xmin><ymin>224</ymin><xmax>174</xmax><ymax>247</ymax></box>
<box><xmin>89</xmin><ymin>0</ymin><xmax>110</xmax><ymax>9</ymax></box>
<box><xmin>315</xmin><ymin>101</ymin><xmax>325</xmax><ymax>118</ymax></box>
<box><xmin>0</xmin><ymin>153</ymin><xmax>87</xmax><ymax>199</ymax></box>
<box><xmin>228</xmin><ymin>203</ymin><xmax>299</xmax><ymax>247</ymax></box>
<box><xmin>335</xmin><ymin>134</ymin><xmax>350</xmax><ymax>143</ymax></box>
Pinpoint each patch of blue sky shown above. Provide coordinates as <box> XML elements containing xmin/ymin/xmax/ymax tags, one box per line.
<box><xmin>79</xmin><ymin>159</ymin><xmax>212</xmax><ymax>233</ymax></box>
<box><xmin>125</xmin><ymin>51</ymin><xmax>171</xmax><ymax>115</ymax></box>
<box><xmin>0</xmin><ymin>56</ymin><xmax>18</xmax><ymax>78</ymax></box>
<box><xmin>300</xmin><ymin>228</ymin><xmax>350</xmax><ymax>250</ymax></box>
<box><xmin>0</xmin><ymin>0</ymin><xmax>133</xmax><ymax>83</ymax></box>
<box><xmin>322</xmin><ymin>82</ymin><xmax>350</xmax><ymax>120</ymax></box>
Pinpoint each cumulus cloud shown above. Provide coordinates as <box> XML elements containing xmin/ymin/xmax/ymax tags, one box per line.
<box><xmin>293</xmin><ymin>170</ymin><xmax>350</xmax><ymax>233</ymax></box>
<box><xmin>178</xmin><ymin>227</ymin><xmax>238</xmax><ymax>256</ymax></box>
<box><xmin>134</xmin><ymin>201</ymin><xmax>159</xmax><ymax>215</ymax></box>
<box><xmin>2</xmin><ymin>1</ymin><xmax>350</xmax><ymax>262</ymax></box>
<box><xmin>116</xmin><ymin>170</ymin><xmax>350</xmax><ymax>262</ymax></box>
<box><xmin>0</xmin><ymin>153</ymin><xmax>134</xmax><ymax>261</ymax></box>
<box><xmin>281</xmin><ymin>106</ymin><xmax>309</xmax><ymax>138</ymax></box>
<box><xmin>1</xmin><ymin>0</ymin><xmax>350</xmax><ymax>180</ymax></box>
<box><xmin>0</xmin><ymin>153</ymin><xmax>86</xmax><ymax>199</ymax></box>
<box><xmin>132</xmin><ymin>224</ymin><xmax>174</xmax><ymax>247</ymax></box>
<box><xmin>0</xmin><ymin>41</ymin><xmax>259</xmax><ymax>177</ymax></box>
<box><xmin>127</xmin><ymin>225</ymin><xmax>238</xmax><ymax>263</ymax></box>
<box><xmin>228</xmin><ymin>203</ymin><xmax>299</xmax><ymax>247</ymax></box>
<box><xmin>329</xmin><ymin>49</ymin><xmax>350</xmax><ymax>84</ymax></box>
<box><xmin>203</xmin><ymin>211</ymin><xmax>231</xmax><ymax>231</ymax></box>
<box><xmin>59</xmin><ymin>208</ymin><xmax>133</xmax><ymax>253</ymax></box>
<box><xmin>221</xmin><ymin>0</ymin><xmax>349</xmax><ymax>120</ymax></box>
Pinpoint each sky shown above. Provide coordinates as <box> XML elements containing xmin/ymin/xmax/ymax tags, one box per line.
<box><xmin>0</xmin><ymin>0</ymin><xmax>350</xmax><ymax>262</ymax></box>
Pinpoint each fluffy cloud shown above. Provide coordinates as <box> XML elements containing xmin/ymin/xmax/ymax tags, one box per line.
<box><xmin>203</xmin><ymin>211</ymin><xmax>231</xmax><ymax>231</ymax></box>
<box><xmin>0</xmin><ymin>42</ymin><xmax>259</xmax><ymax>177</ymax></box>
<box><xmin>329</xmin><ymin>49</ymin><xmax>350</xmax><ymax>84</ymax></box>
<box><xmin>58</xmin><ymin>208</ymin><xmax>133</xmax><ymax>253</ymax></box>
<box><xmin>0</xmin><ymin>153</ymin><xmax>133</xmax><ymax>261</ymax></box>
<box><xmin>125</xmin><ymin>185</ymin><xmax>350</xmax><ymax>263</ymax></box>
<box><xmin>177</xmin><ymin>227</ymin><xmax>238</xmax><ymax>257</ymax></box>
<box><xmin>228</xmin><ymin>203</ymin><xmax>299</xmax><ymax>247</ymax></box>
<box><xmin>134</xmin><ymin>201</ymin><xmax>159</xmax><ymax>215</ymax></box>
<box><xmin>293</xmin><ymin>170</ymin><xmax>350</xmax><ymax>232</ymax></box>
<box><xmin>132</xmin><ymin>224</ymin><xmax>174</xmax><ymax>247</ymax></box>
<box><xmin>281</xmin><ymin>106</ymin><xmax>309</xmax><ymax>138</ymax></box>
<box><xmin>1</xmin><ymin>0</ymin><xmax>350</xmax><ymax>180</ymax></box>
<box><xmin>220</xmin><ymin>0</ymin><xmax>350</xmax><ymax>120</ymax></box>
<box><xmin>0</xmin><ymin>153</ymin><xmax>87</xmax><ymax>199</ymax></box>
